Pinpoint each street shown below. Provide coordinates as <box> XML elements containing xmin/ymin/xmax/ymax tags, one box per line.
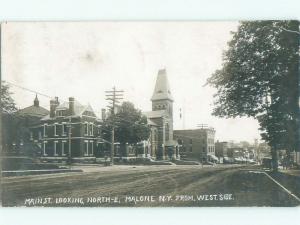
<box><xmin>1</xmin><ymin>165</ymin><xmax>299</xmax><ymax>207</ymax></box>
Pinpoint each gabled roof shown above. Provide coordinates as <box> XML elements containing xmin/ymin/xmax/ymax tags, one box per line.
<box><xmin>41</xmin><ymin>99</ymin><xmax>98</xmax><ymax>120</ymax></box>
<box><xmin>84</xmin><ymin>103</ymin><xmax>94</xmax><ymax>113</ymax></box>
<box><xmin>55</xmin><ymin>100</ymin><xmax>86</xmax><ymax>115</ymax></box>
<box><xmin>151</xmin><ymin>69</ymin><xmax>174</xmax><ymax>101</ymax></box>
<box><xmin>17</xmin><ymin>105</ymin><xmax>49</xmax><ymax>118</ymax></box>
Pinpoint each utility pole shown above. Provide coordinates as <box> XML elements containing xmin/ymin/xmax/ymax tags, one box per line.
<box><xmin>105</xmin><ymin>86</ymin><xmax>124</xmax><ymax>166</ymax></box>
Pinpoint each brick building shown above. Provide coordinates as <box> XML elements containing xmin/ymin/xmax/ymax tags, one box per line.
<box><xmin>215</xmin><ymin>141</ymin><xmax>228</xmax><ymax>158</ymax></box>
<box><xmin>174</xmin><ymin>128</ymin><xmax>216</xmax><ymax>162</ymax></box>
<box><xmin>29</xmin><ymin>97</ymin><xmax>103</xmax><ymax>162</ymax></box>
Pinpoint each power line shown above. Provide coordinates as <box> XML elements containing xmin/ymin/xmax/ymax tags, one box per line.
<box><xmin>5</xmin><ymin>81</ymin><xmax>53</xmax><ymax>99</ymax></box>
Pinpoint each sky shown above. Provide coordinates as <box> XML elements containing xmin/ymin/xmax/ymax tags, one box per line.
<box><xmin>1</xmin><ymin>22</ymin><xmax>261</xmax><ymax>142</ymax></box>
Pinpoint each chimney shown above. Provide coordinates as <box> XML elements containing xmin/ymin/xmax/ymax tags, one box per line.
<box><xmin>101</xmin><ymin>108</ymin><xmax>106</xmax><ymax>120</ymax></box>
<box><xmin>50</xmin><ymin>100</ymin><xmax>56</xmax><ymax>118</ymax></box>
<box><xmin>50</xmin><ymin>97</ymin><xmax>59</xmax><ymax>118</ymax></box>
<box><xmin>69</xmin><ymin>97</ymin><xmax>75</xmax><ymax>115</ymax></box>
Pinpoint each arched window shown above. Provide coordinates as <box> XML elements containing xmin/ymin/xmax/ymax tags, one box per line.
<box><xmin>165</xmin><ymin>123</ymin><xmax>169</xmax><ymax>141</ymax></box>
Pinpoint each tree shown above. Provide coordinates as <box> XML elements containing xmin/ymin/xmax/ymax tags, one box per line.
<box><xmin>207</xmin><ymin>21</ymin><xmax>300</xmax><ymax>171</ymax></box>
<box><xmin>102</xmin><ymin>101</ymin><xmax>150</xmax><ymax>157</ymax></box>
<box><xmin>1</xmin><ymin>80</ymin><xmax>19</xmax><ymax>153</ymax></box>
<box><xmin>1</xmin><ymin>81</ymin><xmax>17</xmax><ymax>113</ymax></box>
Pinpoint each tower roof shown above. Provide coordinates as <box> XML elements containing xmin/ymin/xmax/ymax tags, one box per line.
<box><xmin>151</xmin><ymin>69</ymin><xmax>174</xmax><ymax>101</ymax></box>
<box><xmin>34</xmin><ymin>94</ymin><xmax>39</xmax><ymax>107</ymax></box>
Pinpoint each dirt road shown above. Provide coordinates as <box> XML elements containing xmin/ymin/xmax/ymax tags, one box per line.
<box><xmin>1</xmin><ymin>165</ymin><xmax>299</xmax><ymax>207</ymax></box>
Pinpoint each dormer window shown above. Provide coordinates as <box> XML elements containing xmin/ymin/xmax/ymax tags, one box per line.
<box><xmin>56</xmin><ymin>110</ymin><xmax>65</xmax><ymax>117</ymax></box>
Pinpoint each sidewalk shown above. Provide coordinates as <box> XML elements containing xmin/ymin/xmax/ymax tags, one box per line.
<box><xmin>279</xmin><ymin>169</ymin><xmax>300</xmax><ymax>177</ymax></box>
<box><xmin>269</xmin><ymin>169</ymin><xmax>300</xmax><ymax>199</ymax></box>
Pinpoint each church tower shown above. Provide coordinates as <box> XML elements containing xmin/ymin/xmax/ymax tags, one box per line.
<box><xmin>151</xmin><ymin>69</ymin><xmax>174</xmax><ymax>119</ymax></box>
<box><xmin>150</xmin><ymin>69</ymin><xmax>175</xmax><ymax>159</ymax></box>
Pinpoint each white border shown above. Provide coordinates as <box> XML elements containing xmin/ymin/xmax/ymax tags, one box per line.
<box><xmin>0</xmin><ymin>0</ymin><xmax>300</xmax><ymax>225</ymax></box>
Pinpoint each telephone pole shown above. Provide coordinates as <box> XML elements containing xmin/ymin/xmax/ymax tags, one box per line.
<box><xmin>105</xmin><ymin>86</ymin><xmax>124</xmax><ymax>165</ymax></box>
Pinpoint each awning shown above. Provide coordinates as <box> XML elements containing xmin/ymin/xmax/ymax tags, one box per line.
<box><xmin>208</xmin><ymin>154</ymin><xmax>219</xmax><ymax>161</ymax></box>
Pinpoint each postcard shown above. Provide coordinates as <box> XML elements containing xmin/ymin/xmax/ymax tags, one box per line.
<box><xmin>1</xmin><ymin>21</ymin><xmax>299</xmax><ymax>207</ymax></box>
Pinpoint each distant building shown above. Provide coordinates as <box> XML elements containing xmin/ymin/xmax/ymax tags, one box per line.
<box><xmin>29</xmin><ymin>97</ymin><xmax>103</xmax><ymax>162</ymax></box>
<box><xmin>174</xmin><ymin>128</ymin><xmax>216</xmax><ymax>162</ymax></box>
<box><xmin>215</xmin><ymin>141</ymin><xmax>228</xmax><ymax>158</ymax></box>
<box><xmin>2</xmin><ymin>95</ymin><xmax>49</xmax><ymax>155</ymax></box>
<box><xmin>144</xmin><ymin>69</ymin><xmax>179</xmax><ymax>160</ymax></box>
<box><xmin>17</xmin><ymin>95</ymin><xmax>50</xmax><ymax>126</ymax></box>
<box><xmin>227</xmin><ymin>147</ymin><xmax>244</xmax><ymax>158</ymax></box>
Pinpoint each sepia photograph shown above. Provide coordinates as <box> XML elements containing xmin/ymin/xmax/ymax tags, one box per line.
<box><xmin>1</xmin><ymin>21</ymin><xmax>299</xmax><ymax>207</ymax></box>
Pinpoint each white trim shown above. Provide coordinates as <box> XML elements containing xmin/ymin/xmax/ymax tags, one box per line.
<box><xmin>43</xmin><ymin>141</ymin><xmax>48</xmax><ymax>156</ymax></box>
<box><xmin>42</xmin><ymin>137</ymin><xmax>99</xmax><ymax>140</ymax></box>
<box><xmin>90</xmin><ymin>140</ymin><xmax>94</xmax><ymax>155</ymax></box>
<box><xmin>43</xmin><ymin>124</ymin><xmax>48</xmax><ymax>137</ymax></box>
<box><xmin>62</xmin><ymin>123</ymin><xmax>67</xmax><ymax>136</ymax></box>
<box><xmin>90</xmin><ymin>123</ymin><xmax>94</xmax><ymax>136</ymax></box>
<box><xmin>61</xmin><ymin>140</ymin><xmax>67</xmax><ymax>156</ymax></box>
<box><xmin>84</xmin><ymin>140</ymin><xmax>89</xmax><ymax>156</ymax></box>
<box><xmin>84</xmin><ymin>122</ymin><xmax>89</xmax><ymax>136</ymax></box>
<box><xmin>54</xmin><ymin>141</ymin><xmax>58</xmax><ymax>156</ymax></box>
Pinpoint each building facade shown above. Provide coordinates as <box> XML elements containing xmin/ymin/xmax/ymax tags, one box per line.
<box><xmin>3</xmin><ymin>95</ymin><xmax>49</xmax><ymax>156</ymax></box>
<box><xmin>29</xmin><ymin>97</ymin><xmax>103</xmax><ymax>162</ymax></box>
<box><xmin>215</xmin><ymin>141</ymin><xmax>228</xmax><ymax>158</ymax></box>
<box><xmin>144</xmin><ymin>69</ymin><xmax>179</xmax><ymax>160</ymax></box>
<box><xmin>174</xmin><ymin>128</ymin><xmax>216</xmax><ymax>162</ymax></box>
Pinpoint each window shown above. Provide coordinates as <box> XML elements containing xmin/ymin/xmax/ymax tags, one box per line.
<box><xmin>62</xmin><ymin>123</ymin><xmax>67</xmax><ymax>136</ymax></box>
<box><xmin>43</xmin><ymin>124</ymin><xmax>48</xmax><ymax>137</ymax></box>
<box><xmin>90</xmin><ymin>141</ymin><xmax>94</xmax><ymax>155</ymax></box>
<box><xmin>62</xmin><ymin>141</ymin><xmax>67</xmax><ymax>156</ymax></box>
<box><xmin>84</xmin><ymin>123</ymin><xmax>88</xmax><ymax>135</ymax></box>
<box><xmin>43</xmin><ymin>141</ymin><xmax>47</xmax><ymax>156</ymax></box>
<box><xmin>38</xmin><ymin>131</ymin><xmax>42</xmax><ymax>140</ymax></box>
<box><xmin>57</xmin><ymin>110</ymin><xmax>66</xmax><ymax>117</ymax></box>
<box><xmin>30</xmin><ymin>132</ymin><xmax>33</xmax><ymax>140</ymax></box>
<box><xmin>89</xmin><ymin>123</ymin><xmax>94</xmax><ymax>136</ymax></box>
<box><xmin>54</xmin><ymin>123</ymin><xmax>58</xmax><ymax>136</ymax></box>
<box><xmin>84</xmin><ymin>140</ymin><xmax>89</xmax><ymax>156</ymax></box>
<box><xmin>54</xmin><ymin>141</ymin><xmax>58</xmax><ymax>156</ymax></box>
<box><xmin>178</xmin><ymin>139</ymin><xmax>183</xmax><ymax>145</ymax></box>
